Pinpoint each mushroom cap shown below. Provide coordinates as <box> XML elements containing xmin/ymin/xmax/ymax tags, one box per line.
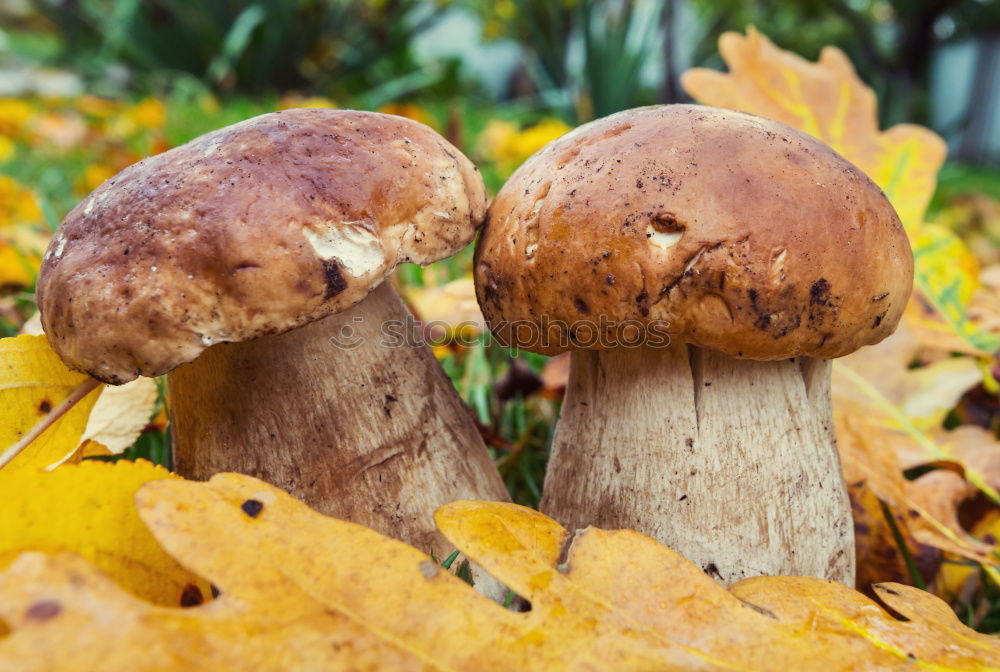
<box><xmin>38</xmin><ymin>109</ymin><xmax>486</xmax><ymax>383</ymax></box>
<box><xmin>475</xmin><ymin>105</ymin><xmax>913</xmax><ymax>358</ymax></box>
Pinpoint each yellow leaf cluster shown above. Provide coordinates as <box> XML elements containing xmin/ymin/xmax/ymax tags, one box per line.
<box><xmin>478</xmin><ymin>117</ymin><xmax>572</xmax><ymax>177</ymax></box>
<box><xmin>0</xmin><ymin>460</ymin><xmax>209</xmax><ymax>607</ymax></box>
<box><xmin>0</xmin><ymin>474</ymin><xmax>995</xmax><ymax>671</ymax></box>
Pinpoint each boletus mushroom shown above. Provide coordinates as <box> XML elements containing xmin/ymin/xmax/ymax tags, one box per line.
<box><xmin>474</xmin><ymin>105</ymin><xmax>913</xmax><ymax>585</ymax></box>
<box><xmin>37</xmin><ymin>109</ymin><xmax>510</xmax><ymax>559</ymax></box>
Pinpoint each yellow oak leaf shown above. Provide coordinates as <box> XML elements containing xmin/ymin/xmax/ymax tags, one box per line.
<box><xmin>0</xmin><ymin>460</ymin><xmax>209</xmax><ymax>607</ymax></box>
<box><xmin>0</xmin><ymin>334</ymin><xmax>101</xmax><ymax>471</ymax></box>
<box><xmin>1</xmin><ymin>474</ymin><xmax>997</xmax><ymax>670</ymax></box>
<box><xmin>681</xmin><ymin>28</ymin><xmax>999</xmax><ymax>354</ymax></box>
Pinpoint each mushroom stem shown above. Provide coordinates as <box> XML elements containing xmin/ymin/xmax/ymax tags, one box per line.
<box><xmin>540</xmin><ymin>343</ymin><xmax>854</xmax><ymax>586</ymax></box>
<box><xmin>168</xmin><ymin>280</ymin><xmax>510</xmax><ymax>561</ymax></box>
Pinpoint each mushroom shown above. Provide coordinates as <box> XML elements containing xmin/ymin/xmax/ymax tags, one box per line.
<box><xmin>474</xmin><ymin>105</ymin><xmax>912</xmax><ymax>585</ymax></box>
<box><xmin>37</xmin><ymin>109</ymin><xmax>510</xmax><ymax>560</ymax></box>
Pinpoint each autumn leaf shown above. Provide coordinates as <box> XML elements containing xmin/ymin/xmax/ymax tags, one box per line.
<box><xmin>681</xmin><ymin>27</ymin><xmax>999</xmax><ymax>354</ymax></box>
<box><xmin>938</xmin><ymin>509</ymin><xmax>1000</xmax><ymax>601</ymax></box>
<box><xmin>78</xmin><ymin>377</ymin><xmax>158</xmax><ymax>455</ymax></box>
<box><xmin>405</xmin><ymin>276</ymin><xmax>484</xmax><ymax>339</ymax></box>
<box><xmin>0</xmin><ymin>334</ymin><xmax>101</xmax><ymax>471</ymax></box>
<box><xmin>835</xmin><ymin>326</ymin><xmax>981</xmax><ymax>431</ymax></box>
<box><xmin>851</xmin><ymin>479</ymin><xmax>941</xmax><ymax>590</ymax></box>
<box><xmin>834</xmin><ymin>352</ymin><xmax>1000</xmax><ymax>507</ymax></box>
<box><xmin>0</xmin><ymin>460</ymin><xmax>209</xmax><ymax>608</ymax></box>
<box><xmin>1</xmin><ymin>474</ymin><xmax>997</xmax><ymax>671</ymax></box>
<box><xmin>836</xmin><ymin>406</ymin><xmax>998</xmax><ymax>571</ymax></box>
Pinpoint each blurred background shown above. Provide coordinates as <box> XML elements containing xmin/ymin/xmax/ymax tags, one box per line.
<box><xmin>3</xmin><ymin>0</ymin><xmax>1000</xmax><ymax>628</ymax></box>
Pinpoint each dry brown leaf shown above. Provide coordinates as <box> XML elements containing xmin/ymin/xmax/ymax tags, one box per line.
<box><xmin>851</xmin><ymin>480</ymin><xmax>941</xmax><ymax>590</ymax></box>
<box><xmin>837</xmin><ymin>411</ymin><xmax>996</xmax><ymax>566</ymax></box>
<box><xmin>0</xmin><ymin>474</ymin><xmax>997</xmax><ymax>671</ymax></box>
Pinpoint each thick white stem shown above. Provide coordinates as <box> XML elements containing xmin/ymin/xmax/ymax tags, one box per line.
<box><xmin>540</xmin><ymin>343</ymin><xmax>854</xmax><ymax>586</ymax></box>
<box><xmin>168</xmin><ymin>281</ymin><xmax>510</xmax><ymax>563</ymax></box>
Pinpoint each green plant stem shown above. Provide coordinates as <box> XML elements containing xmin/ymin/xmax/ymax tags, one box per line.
<box><xmin>440</xmin><ymin>550</ymin><xmax>460</xmax><ymax>570</ymax></box>
<box><xmin>879</xmin><ymin>500</ymin><xmax>926</xmax><ymax>590</ymax></box>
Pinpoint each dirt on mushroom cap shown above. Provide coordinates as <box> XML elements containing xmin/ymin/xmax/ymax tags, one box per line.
<box><xmin>475</xmin><ymin>104</ymin><xmax>913</xmax><ymax>360</ymax></box>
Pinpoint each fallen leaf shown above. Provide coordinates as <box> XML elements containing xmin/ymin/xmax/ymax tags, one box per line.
<box><xmin>834</xmin><ymin>356</ymin><xmax>1000</xmax><ymax>506</ymax></box>
<box><xmin>938</xmin><ymin>509</ymin><xmax>1000</xmax><ymax>600</ymax></box>
<box><xmin>937</xmin><ymin>425</ymin><xmax>1000</xmax><ymax>495</ymax></box>
<box><xmin>837</xmin><ymin>326</ymin><xmax>981</xmax><ymax>431</ymax></box>
<box><xmin>1</xmin><ymin>475</ymin><xmax>997</xmax><ymax>670</ymax></box>
<box><xmin>851</xmin><ymin>478</ymin><xmax>941</xmax><ymax>590</ymax></box>
<box><xmin>539</xmin><ymin>351</ymin><xmax>570</xmax><ymax>398</ymax></box>
<box><xmin>836</xmin><ymin>408</ymin><xmax>997</xmax><ymax>567</ymax></box>
<box><xmin>0</xmin><ymin>334</ymin><xmax>101</xmax><ymax>471</ymax></box>
<box><xmin>405</xmin><ymin>276</ymin><xmax>484</xmax><ymax>341</ymax></box>
<box><xmin>0</xmin><ymin>460</ymin><xmax>208</xmax><ymax>606</ymax></box>
<box><xmin>79</xmin><ymin>377</ymin><xmax>158</xmax><ymax>454</ymax></box>
<box><xmin>907</xmin><ymin>224</ymin><xmax>1000</xmax><ymax>355</ymax></box>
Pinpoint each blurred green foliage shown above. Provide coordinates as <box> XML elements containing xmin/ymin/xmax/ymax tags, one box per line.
<box><xmin>28</xmin><ymin>0</ymin><xmax>448</xmax><ymax>97</ymax></box>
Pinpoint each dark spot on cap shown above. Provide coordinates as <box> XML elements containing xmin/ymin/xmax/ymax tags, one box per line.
<box><xmin>241</xmin><ymin>499</ymin><xmax>264</xmax><ymax>518</ymax></box>
<box><xmin>573</xmin><ymin>297</ymin><xmax>590</xmax><ymax>315</ymax></box>
<box><xmin>210</xmin><ymin>584</ymin><xmax>222</xmax><ymax>598</ymax></box>
<box><xmin>872</xmin><ymin>312</ymin><xmax>886</xmax><ymax>328</ymax></box>
<box><xmin>605</xmin><ymin>273</ymin><xmax>615</xmax><ymax>285</ymax></box>
<box><xmin>321</xmin><ymin>260</ymin><xmax>347</xmax><ymax>300</ymax></box>
<box><xmin>635</xmin><ymin>290</ymin><xmax>650</xmax><ymax>317</ymax></box>
<box><xmin>678</xmin><ymin>494</ymin><xmax>688</xmax><ymax>501</ymax></box>
<box><xmin>809</xmin><ymin>278</ymin><xmax>831</xmax><ymax>305</ymax></box>
<box><xmin>25</xmin><ymin>600</ymin><xmax>61</xmax><ymax>621</ymax></box>
<box><xmin>180</xmin><ymin>583</ymin><xmax>204</xmax><ymax>607</ymax></box>
<box><xmin>38</xmin><ymin>399</ymin><xmax>52</xmax><ymax>414</ymax></box>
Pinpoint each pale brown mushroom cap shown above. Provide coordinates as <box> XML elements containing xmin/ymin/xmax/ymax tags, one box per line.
<box><xmin>38</xmin><ymin>109</ymin><xmax>486</xmax><ymax>383</ymax></box>
<box><xmin>475</xmin><ymin>104</ymin><xmax>913</xmax><ymax>359</ymax></box>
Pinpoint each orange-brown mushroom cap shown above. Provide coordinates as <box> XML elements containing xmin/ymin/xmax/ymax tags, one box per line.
<box><xmin>475</xmin><ymin>105</ymin><xmax>913</xmax><ymax>359</ymax></box>
<box><xmin>38</xmin><ymin>109</ymin><xmax>486</xmax><ymax>383</ymax></box>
